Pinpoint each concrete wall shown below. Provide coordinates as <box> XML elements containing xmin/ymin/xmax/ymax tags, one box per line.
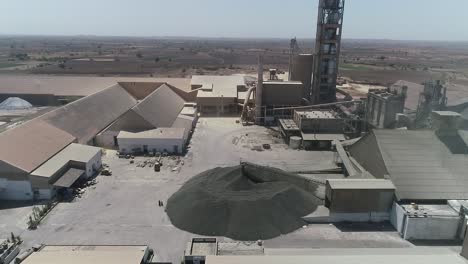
<box><xmin>330</xmin><ymin>212</ymin><xmax>390</xmax><ymax>222</ymax></box>
<box><xmin>326</xmin><ymin>188</ymin><xmax>394</xmax><ymax>213</ymax></box>
<box><xmin>85</xmin><ymin>151</ymin><xmax>102</xmax><ymax>178</ymax></box>
<box><xmin>262</xmin><ymin>82</ymin><xmax>304</xmax><ymax>106</ymax></box>
<box><xmin>390</xmin><ymin>202</ymin><xmax>406</xmax><ymax>234</ymax></box>
<box><xmin>95</xmin><ymin>130</ymin><xmax>119</xmax><ymax>149</ymax></box>
<box><xmin>36</xmin><ymin>188</ymin><xmax>55</xmax><ymax>200</ymax></box>
<box><xmin>390</xmin><ymin>202</ymin><xmax>461</xmax><ymax>240</ymax></box>
<box><xmin>0</xmin><ymin>178</ymin><xmax>33</xmax><ymax>200</ymax></box>
<box><xmin>118</xmin><ymin>137</ymin><xmax>185</xmax><ymax>154</ymax></box>
<box><xmin>403</xmin><ymin>216</ymin><xmax>460</xmax><ymax>240</ymax></box>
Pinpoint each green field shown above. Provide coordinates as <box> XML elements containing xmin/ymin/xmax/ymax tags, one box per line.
<box><xmin>0</xmin><ymin>62</ymin><xmax>23</xmax><ymax>69</ymax></box>
<box><xmin>340</xmin><ymin>63</ymin><xmax>373</xmax><ymax>71</ymax></box>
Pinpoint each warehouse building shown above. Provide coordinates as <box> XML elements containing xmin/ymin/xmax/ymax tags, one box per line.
<box><xmin>278</xmin><ymin>110</ymin><xmax>346</xmax><ymax>150</ymax></box>
<box><xmin>94</xmin><ymin>84</ymin><xmax>191</xmax><ymax>149</ymax></box>
<box><xmin>0</xmin><ymin>120</ymin><xmax>77</xmax><ymax>200</ymax></box>
<box><xmin>325</xmin><ymin>179</ymin><xmax>395</xmax><ymax>222</ymax></box>
<box><xmin>191</xmin><ymin>75</ymin><xmax>246</xmax><ymax>115</ymax></box>
<box><xmin>21</xmin><ymin>245</ymin><xmax>152</xmax><ymax>264</ymax></box>
<box><xmin>350</xmin><ymin>111</ymin><xmax>468</xmax><ymax>240</ymax></box>
<box><xmin>30</xmin><ymin>144</ymin><xmax>102</xmax><ymax>200</ymax></box>
<box><xmin>0</xmin><ymin>81</ymin><xmax>197</xmax><ymax>200</ymax></box>
<box><xmin>118</xmin><ymin>128</ymin><xmax>187</xmax><ymax>155</ymax></box>
<box><xmin>205</xmin><ymin>248</ymin><xmax>468</xmax><ymax>264</ymax></box>
<box><xmin>349</xmin><ymin>115</ymin><xmax>468</xmax><ymax>201</ymax></box>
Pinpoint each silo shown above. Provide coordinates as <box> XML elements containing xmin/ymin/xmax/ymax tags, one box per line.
<box><xmin>289</xmin><ymin>54</ymin><xmax>314</xmax><ymax>100</ymax></box>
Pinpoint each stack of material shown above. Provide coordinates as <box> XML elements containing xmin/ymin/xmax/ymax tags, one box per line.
<box><xmin>0</xmin><ymin>97</ymin><xmax>33</xmax><ymax>110</ymax></box>
<box><xmin>166</xmin><ymin>163</ymin><xmax>321</xmax><ymax>240</ymax></box>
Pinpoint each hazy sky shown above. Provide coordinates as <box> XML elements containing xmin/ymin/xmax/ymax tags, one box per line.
<box><xmin>1</xmin><ymin>0</ymin><xmax>467</xmax><ymax>41</ymax></box>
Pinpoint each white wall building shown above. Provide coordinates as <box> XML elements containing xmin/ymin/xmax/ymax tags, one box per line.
<box><xmin>29</xmin><ymin>143</ymin><xmax>102</xmax><ymax>200</ymax></box>
<box><xmin>118</xmin><ymin>128</ymin><xmax>186</xmax><ymax>154</ymax></box>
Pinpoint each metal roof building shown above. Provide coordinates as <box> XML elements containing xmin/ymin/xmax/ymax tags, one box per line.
<box><xmin>0</xmin><ymin>120</ymin><xmax>76</xmax><ymax>174</ymax></box>
<box><xmin>39</xmin><ymin>84</ymin><xmax>138</xmax><ymax>144</ymax></box>
<box><xmin>21</xmin><ymin>245</ymin><xmax>151</xmax><ymax>264</ymax></box>
<box><xmin>132</xmin><ymin>84</ymin><xmax>186</xmax><ymax>128</ymax></box>
<box><xmin>349</xmin><ymin>129</ymin><xmax>468</xmax><ymax>200</ymax></box>
<box><xmin>206</xmin><ymin>248</ymin><xmax>468</xmax><ymax>264</ymax></box>
<box><xmin>30</xmin><ymin>143</ymin><xmax>101</xmax><ymax>179</ymax></box>
<box><xmin>0</xmin><ymin>75</ymin><xmax>191</xmax><ymax>96</ymax></box>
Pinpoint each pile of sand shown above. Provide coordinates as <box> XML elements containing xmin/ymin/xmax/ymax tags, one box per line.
<box><xmin>166</xmin><ymin>163</ymin><xmax>321</xmax><ymax>240</ymax></box>
<box><xmin>0</xmin><ymin>97</ymin><xmax>33</xmax><ymax>110</ymax></box>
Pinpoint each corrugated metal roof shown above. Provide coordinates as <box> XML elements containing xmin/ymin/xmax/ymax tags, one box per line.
<box><xmin>132</xmin><ymin>84</ymin><xmax>186</xmax><ymax>128</ymax></box>
<box><xmin>327</xmin><ymin>179</ymin><xmax>395</xmax><ymax>190</ymax></box>
<box><xmin>172</xmin><ymin>114</ymin><xmax>195</xmax><ymax>141</ymax></box>
<box><xmin>0</xmin><ymin>120</ymin><xmax>76</xmax><ymax>173</ymax></box>
<box><xmin>206</xmin><ymin>249</ymin><xmax>468</xmax><ymax>264</ymax></box>
<box><xmin>118</xmin><ymin>128</ymin><xmax>185</xmax><ymax>140</ymax></box>
<box><xmin>0</xmin><ymin>75</ymin><xmax>191</xmax><ymax>96</ymax></box>
<box><xmin>351</xmin><ymin>129</ymin><xmax>468</xmax><ymax>200</ymax></box>
<box><xmin>31</xmin><ymin>143</ymin><xmax>101</xmax><ymax>178</ymax></box>
<box><xmin>40</xmin><ymin>84</ymin><xmax>138</xmax><ymax>144</ymax></box>
<box><xmin>52</xmin><ymin>168</ymin><xmax>84</xmax><ymax>188</ymax></box>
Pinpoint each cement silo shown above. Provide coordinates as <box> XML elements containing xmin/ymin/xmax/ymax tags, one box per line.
<box><xmin>289</xmin><ymin>54</ymin><xmax>314</xmax><ymax>101</ymax></box>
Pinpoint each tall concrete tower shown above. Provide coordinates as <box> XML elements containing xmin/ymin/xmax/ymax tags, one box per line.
<box><xmin>311</xmin><ymin>0</ymin><xmax>345</xmax><ymax>104</ymax></box>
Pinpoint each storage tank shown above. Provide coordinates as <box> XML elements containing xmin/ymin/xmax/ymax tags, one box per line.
<box><xmin>289</xmin><ymin>54</ymin><xmax>314</xmax><ymax>100</ymax></box>
<box><xmin>289</xmin><ymin>136</ymin><xmax>302</xmax><ymax>150</ymax></box>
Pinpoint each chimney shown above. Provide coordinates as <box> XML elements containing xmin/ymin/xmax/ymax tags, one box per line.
<box><xmin>431</xmin><ymin>111</ymin><xmax>462</xmax><ymax>137</ymax></box>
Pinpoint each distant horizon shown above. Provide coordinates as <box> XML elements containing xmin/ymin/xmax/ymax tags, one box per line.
<box><xmin>1</xmin><ymin>34</ymin><xmax>468</xmax><ymax>43</ymax></box>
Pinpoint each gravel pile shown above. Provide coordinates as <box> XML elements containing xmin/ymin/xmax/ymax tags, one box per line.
<box><xmin>166</xmin><ymin>163</ymin><xmax>322</xmax><ymax>240</ymax></box>
<box><xmin>0</xmin><ymin>97</ymin><xmax>33</xmax><ymax>110</ymax></box>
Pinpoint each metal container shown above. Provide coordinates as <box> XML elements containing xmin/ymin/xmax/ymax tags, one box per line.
<box><xmin>154</xmin><ymin>163</ymin><xmax>161</xmax><ymax>172</ymax></box>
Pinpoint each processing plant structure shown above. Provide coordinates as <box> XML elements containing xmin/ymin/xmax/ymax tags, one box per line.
<box><xmin>3</xmin><ymin>1</ymin><xmax>468</xmax><ymax>264</ymax></box>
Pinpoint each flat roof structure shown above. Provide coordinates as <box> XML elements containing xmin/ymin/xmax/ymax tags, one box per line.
<box><xmin>31</xmin><ymin>143</ymin><xmax>101</xmax><ymax>179</ymax></box>
<box><xmin>278</xmin><ymin>119</ymin><xmax>300</xmax><ymax>132</ymax></box>
<box><xmin>349</xmin><ymin>129</ymin><xmax>468</xmax><ymax>200</ymax></box>
<box><xmin>118</xmin><ymin>128</ymin><xmax>186</xmax><ymax>140</ymax></box>
<box><xmin>327</xmin><ymin>179</ymin><xmax>396</xmax><ymax>190</ymax></box>
<box><xmin>21</xmin><ymin>245</ymin><xmax>150</xmax><ymax>264</ymax></box>
<box><xmin>301</xmin><ymin>133</ymin><xmax>345</xmax><ymax>141</ymax></box>
<box><xmin>52</xmin><ymin>168</ymin><xmax>85</xmax><ymax>188</ymax></box>
<box><xmin>206</xmin><ymin>248</ymin><xmax>468</xmax><ymax>264</ymax></box>
<box><xmin>192</xmin><ymin>75</ymin><xmax>245</xmax><ymax>99</ymax></box>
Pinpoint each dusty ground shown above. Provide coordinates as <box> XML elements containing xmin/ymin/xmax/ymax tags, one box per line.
<box><xmin>1</xmin><ymin>36</ymin><xmax>467</xmax><ymax>90</ymax></box>
<box><xmin>0</xmin><ymin>118</ymin><xmax>415</xmax><ymax>263</ymax></box>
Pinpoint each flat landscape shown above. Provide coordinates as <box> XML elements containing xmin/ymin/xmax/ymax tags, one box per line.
<box><xmin>1</xmin><ymin>36</ymin><xmax>468</xmax><ymax>90</ymax></box>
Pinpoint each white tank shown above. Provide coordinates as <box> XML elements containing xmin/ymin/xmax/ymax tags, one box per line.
<box><xmin>289</xmin><ymin>136</ymin><xmax>302</xmax><ymax>150</ymax></box>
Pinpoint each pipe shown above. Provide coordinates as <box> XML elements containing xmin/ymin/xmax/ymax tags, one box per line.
<box><xmin>272</xmin><ymin>100</ymin><xmax>361</xmax><ymax>111</ymax></box>
<box><xmin>255</xmin><ymin>55</ymin><xmax>264</xmax><ymax>123</ymax></box>
<box><xmin>336</xmin><ymin>87</ymin><xmax>353</xmax><ymax>101</ymax></box>
<box><xmin>241</xmin><ymin>86</ymin><xmax>256</xmax><ymax>121</ymax></box>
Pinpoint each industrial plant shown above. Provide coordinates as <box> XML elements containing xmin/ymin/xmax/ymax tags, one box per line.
<box><xmin>1</xmin><ymin>0</ymin><xmax>468</xmax><ymax>264</ymax></box>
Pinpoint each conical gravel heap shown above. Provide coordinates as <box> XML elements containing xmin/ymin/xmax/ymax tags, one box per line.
<box><xmin>0</xmin><ymin>97</ymin><xmax>33</xmax><ymax>110</ymax></box>
<box><xmin>166</xmin><ymin>163</ymin><xmax>321</xmax><ymax>240</ymax></box>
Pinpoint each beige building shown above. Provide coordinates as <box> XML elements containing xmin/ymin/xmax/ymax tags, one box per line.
<box><xmin>21</xmin><ymin>245</ymin><xmax>152</xmax><ymax>264</ymax></box>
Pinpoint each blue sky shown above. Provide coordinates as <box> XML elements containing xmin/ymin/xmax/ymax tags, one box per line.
<box><xmin>0</xmin><ymin>0</ymin><xmax>467</xmax><ymax>41</ymax></box>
